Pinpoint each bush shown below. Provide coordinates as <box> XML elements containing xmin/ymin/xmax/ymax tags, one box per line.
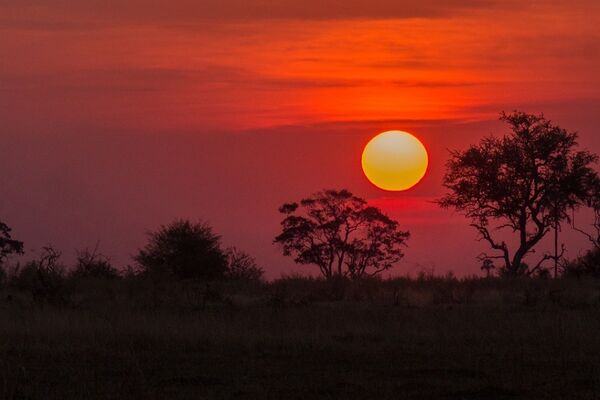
<box><xmin>11</xmin><ymin>247</ymin><xmax>69</xmax><ymax>305</ymax></box>
<box><xmin>225</xmin><ymin>248</ymin><xmax>264</xmax><ymax>282</ymax></box>
<box><xmin>71</xmin><ymin>248</ymin><xmax>120</xmax><ymax>280</ymax></box>
<box><xmin>0</xmin><ymin>220</ymin><xmax>24</xmax><ymax>267</ymax></box>
<box><xmin>135</xmin><ymin>220</ymin><xmax>228</xmax><ymax>281</ymax></box>
<box><xmin>563</xmin><ymin>248</ymin><xmax>600</xmax><ymax>278</ymax></box>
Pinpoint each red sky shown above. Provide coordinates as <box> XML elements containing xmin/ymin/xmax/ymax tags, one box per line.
<box><xmin>1</xmin><ymin>0</ymin><xmax>600</xmax><ymax>277</ymax></box>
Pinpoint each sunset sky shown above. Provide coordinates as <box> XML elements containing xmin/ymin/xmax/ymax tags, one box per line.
<box><xmin>1</xmin><ymin>0</ymin><xmax>600</xmax><ymax>276</ymax></box>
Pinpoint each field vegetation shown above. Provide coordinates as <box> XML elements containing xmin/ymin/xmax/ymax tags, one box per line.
<box><xmin>1</xmin><ymin>265</ymin><xmax>600</xmax><ymax>400</ymax></box>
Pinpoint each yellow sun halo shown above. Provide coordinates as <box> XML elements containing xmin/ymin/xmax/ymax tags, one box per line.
<box><xmin>361</xmin><ymin>131</ymin><xmax>429</xmax><ymax>191</ymax></box>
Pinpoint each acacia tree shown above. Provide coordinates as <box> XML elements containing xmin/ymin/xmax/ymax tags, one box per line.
<box><xmin>274</xmin><ymin>189</ymin><xmax>409</xmax><ymax>279</ymax></box>
<box><xmin>438</xmin><ymin>111</ymin><xmax>598</xmax><ymax>276</ymax></box>
<box><xmin>0</xmin><ymin>221</ymin><xmax>23</xmax><ymax>267</ymax></box>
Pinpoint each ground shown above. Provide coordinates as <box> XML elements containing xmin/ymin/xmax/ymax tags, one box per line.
<box><xmin>1</xmin><ymin>278</ymin><xmax>599</xmax><ymax>399</ymax></box>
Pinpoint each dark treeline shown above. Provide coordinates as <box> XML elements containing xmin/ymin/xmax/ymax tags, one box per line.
<box><xmin>0</xmin><ymin>219</ymin><xmax>265</xmax><ymax>307</ymax></box>
<box><xmin>3</xmin><ymin>245</ymin><xmax>600</xmax><ymax>311</ymax></box>
<box><xmin>2</xmin><ymin>110</ymin><xmax>600</xmax><ymax>308</ymax></box>
<box><xmin>1</xmin><ymin>213</ymin><xmax>599</xmax><ymax>310</ymax></box>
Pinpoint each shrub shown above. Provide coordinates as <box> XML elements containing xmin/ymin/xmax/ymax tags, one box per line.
<box><xmin>0</xmin><ymin>221</ymin><xmax>24</xmax><ymax>267</ymax></box>
<box><xmin>225</xmin><ymin>248</ymin><xmax>264</xmax><ymax>282</ymax></box>
<box><xmin>11</xmin><ymin>247</ymin><xmax>69</xmax><ymax>305</ymax></box>
<box><xmin>135</xmin><ymin>220</ymin><xmax>228</xmax><ymax>281</ymax></box>
<box><xmin>71</xmin><ymin>248</ymin><xmax>120</xmax><ymax>280</ymax></box>
<box><xmin>563</xmin><ymin>248</ymin><xmax>600</xmax><ymax>278</ymax></box>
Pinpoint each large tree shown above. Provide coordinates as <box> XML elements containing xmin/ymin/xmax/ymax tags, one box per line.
<box><xmin>0</xmin><ymin>221</ymin><xmax>23</xmax><ymax>266</ymax></box>
<box><xmin>274</xmin><ymin>189</ymin><xmax>409</xmax><ymax>279</ymax></box>
<box><xmin>438</xmin><ymin>111</ymin><xmax>598</xmax><ymax>276</ymax></box>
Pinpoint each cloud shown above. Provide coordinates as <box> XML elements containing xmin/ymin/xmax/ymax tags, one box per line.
<box><xmin>0</xmin><ymin>0</ymin><xmax>503</xmax><ymax>31</ymax></box>
<box><xmin>0</xmin><ymin>65</ymin><xmax>366</xmax><ymax>95</ymax></box>
<box><xmin>1</xmin><ymin>68</ymin><xmax>191</xmax><ymax>94</ymax></box>
<box><xmin>5</xmin><ymin>64</ymin><xmax>482</xmax><ymax>97</ymax></box>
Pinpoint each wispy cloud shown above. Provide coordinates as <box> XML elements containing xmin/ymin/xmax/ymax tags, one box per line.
<box><xmin>1</xmin><ymin>0</ymin><xmax>598</xmax><ymax>133</ymax></box>
<box><xmin>0</xmin><ymin>0</ymin><xmax>505</xmax><ymax>32</ymax></box>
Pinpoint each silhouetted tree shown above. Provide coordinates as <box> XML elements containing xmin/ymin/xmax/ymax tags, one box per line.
<box><xmin>567</xmin><ymin>181</ymin><xmax>600</xmax><ymax>277</ymax></box>
<box><xmin>0</xmin><ymin>221</ymin><xmax>23</xmax><ymax>266</ymax></box>
<box><xmin>274</xmin><ymin>189</ymin><xmax>409</xmax><ymax>279</ymax></box>
<box><xmin>480</xmin><ymin>259</ymin><xmax>495</xmax><ymax>278</ymax></box>
<box><xmin>563</xmin><ymin>248</ymin><xmax>600</xmax><ymax>278</ymax></box>
<box><xmin>571</xmin><ymin>177</ymin><xmax>600</xmax><ymax>251</ymax></box>
<box><xmin>438</xmin><ymin>111</ymin><xmax>598</xmax><ymax>276</ymax></box>
<box><xmin>71</xmin><ymin>247</ymin><xmax>120</xmax><ymax>280</ymax></box>
<box><xmin>13</xmin><ymin>246</ymin><xmax>68</xmax><ymax>304</ymax></box>
<box><xmin>225</xmin><ymin>247</ymin><xmax>264</xmax><ymax>282</ymax></box>
<box><xmin>135</xmin><ymin>220</ymin><xmax>228</xmax><ymax>280</ymax></box>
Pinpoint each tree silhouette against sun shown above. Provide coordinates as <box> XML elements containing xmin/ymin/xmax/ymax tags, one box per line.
<box><xmin>274</xmin><ymin>189</ymin><xmax>409</xmax><ymax>279</ymax></box>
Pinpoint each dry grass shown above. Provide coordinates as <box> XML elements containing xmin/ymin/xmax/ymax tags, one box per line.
<box><xmin>1</xmin><ymin>277</ymin><xmax>600</xmax><ymax>399</ymax></box>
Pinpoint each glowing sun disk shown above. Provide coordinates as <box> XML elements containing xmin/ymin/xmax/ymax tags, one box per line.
<box><xmin>361</xmin><ymin>131</ymin><xmax>429</xmax><ymax>191</ymax></box>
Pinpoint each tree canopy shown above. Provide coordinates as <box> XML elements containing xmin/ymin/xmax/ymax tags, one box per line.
<box><xmin>274</xmin><ymin>189</ymin><xmax>409</xmax><ymax>279</ymax></box>
<box><xmin>438</xmin><ymin>111</ymin><xmax>599</xmax><ymax>276</ymax></box>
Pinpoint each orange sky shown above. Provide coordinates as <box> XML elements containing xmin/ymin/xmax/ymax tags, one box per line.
<box><xmin>3</xmin><ymin>0</ymin><xmax>599</xmax><ymax>131</ymax></box>
<box><xmin>1</xmin><ymin>0</ymin><xmax>600</xmax><ymax>276</ymax></box>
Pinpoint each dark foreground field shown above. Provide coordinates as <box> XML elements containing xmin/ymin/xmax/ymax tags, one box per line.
<box><xmin>1</xmin><ymin>277</ymin><xmax>600</xmax><ymax>400</ymax></box>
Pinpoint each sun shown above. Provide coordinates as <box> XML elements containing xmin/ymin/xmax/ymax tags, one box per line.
<box><xmin>361</xmin><ymin>131</ymin><xmax>429</xmax><ymax>191</ymax></box>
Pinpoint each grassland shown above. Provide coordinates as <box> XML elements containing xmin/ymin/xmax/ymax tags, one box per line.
<box><xmin>1</xmin><ymin>277</ymin><xmax>600</xmax><ymax>399</ymax></box>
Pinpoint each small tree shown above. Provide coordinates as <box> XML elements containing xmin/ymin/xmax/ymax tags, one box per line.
<box><xmin>71</xmin><ymin>247</ymin><xmax>120</xmax><ymax>280</ymax></box>
<box><xmin>225</xmin><ymin>247</ymin><xmax>264</xmax><ymax>282</ymax></box>
<box><xmin>13</xmin><ymin>246</ymin><xmax>68</xmax><ymax>304</ymax></box>
<box><xmin>274</xmin><ymin>189</ymin><xmax>409</xmax><ymax>279</ymax></box>
<box><xmin>438</xmin><ymin>111</ymin><xmax>598</xmax><ymax>276</ymax></box>
<box><xmin>0</xmin><ymin>221</ymin><xmax>23</xmax><ymax>267</ymax></box>
<box><xmin>135</xmin><ymin>220</ymin><xmax>228</xmax><ymax>280</ymax></box>
<box><xmin>481</xmin><ymin>259</ymin><xmax>495</xmax><ymax>278</ymax></box>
